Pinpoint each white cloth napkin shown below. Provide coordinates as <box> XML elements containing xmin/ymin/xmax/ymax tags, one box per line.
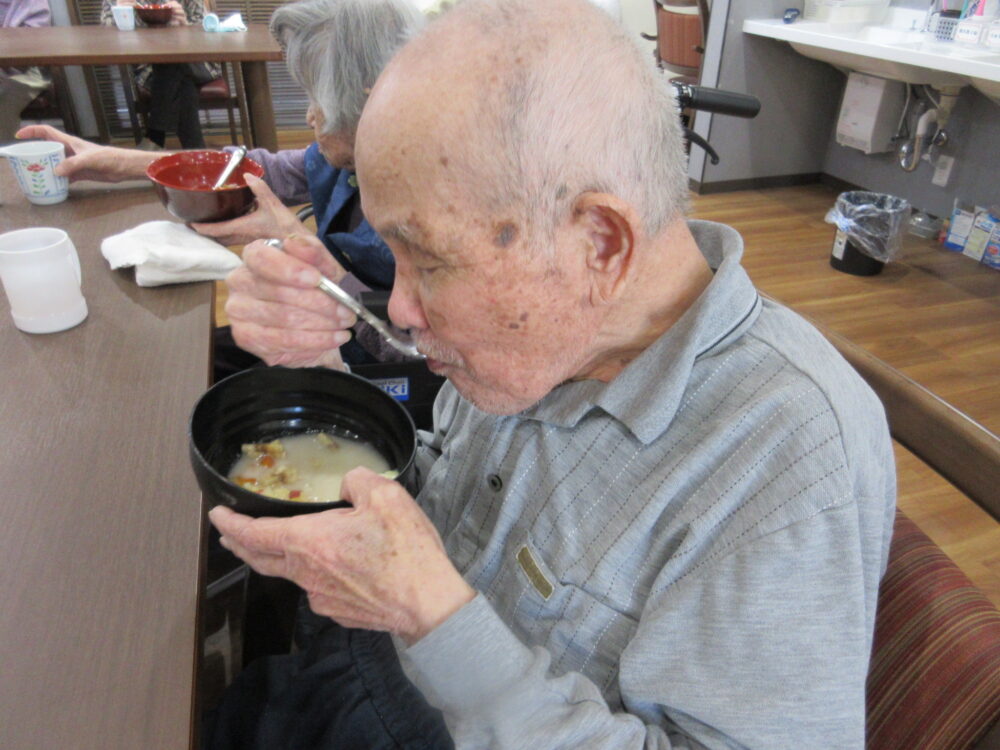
<box><xmin>101</xmin><ymin>220</ymin><xmax>242</xmax><ymax>287</ymax></box>
<box><xmin>202</xmin><ymin>12</ymin><xmax>247</xmax><ymax>32</ymax></box>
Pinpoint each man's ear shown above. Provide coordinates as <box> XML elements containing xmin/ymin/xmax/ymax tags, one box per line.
<box><xmin>573</xmin><ymin>192</ymin><xmax>636</xmax><ymax>304</ymax></box>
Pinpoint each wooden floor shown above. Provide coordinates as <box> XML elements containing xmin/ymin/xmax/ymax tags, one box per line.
<box><xmin>213</xmin><ymin>130</ymin><xmax>1000</xmax><ymax>607</ymax></box>
<box><xmin>690</xmin><ymin>184</ymin><xmax>1000</xmax><ymax>607</ymax></box>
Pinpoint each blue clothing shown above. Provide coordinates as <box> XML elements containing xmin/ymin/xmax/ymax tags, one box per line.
<box><xmin>304</xmin><ymin>143</ymin><xmax>395</xmax><ymax>291</ymax></box>
<box><xmin>203</xmin><ymin>611</ymin><xmax>453</xmax><ymax>750</ymax></box>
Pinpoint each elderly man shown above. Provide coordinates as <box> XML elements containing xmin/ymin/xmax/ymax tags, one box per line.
<box><xmin>209</xmin><ymin>0</ymin><xmax>896</xmax><ymax>747</ymax></box>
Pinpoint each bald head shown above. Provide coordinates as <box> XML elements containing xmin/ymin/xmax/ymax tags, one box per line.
<box><xmin>357</xmin><ymin>0</ymin><xmax>689</xmax><ymax>242</ymax></box>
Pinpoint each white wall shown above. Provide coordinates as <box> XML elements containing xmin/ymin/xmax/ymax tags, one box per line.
<box><xmin>620</xmin><ymin>0</ymin><xmax>657</xmax><ymax>52</ymax></box>
<box><xmin>688</xmin><ymin>0</ymin><xmax>842</xmax><ymax>188</ymax></box>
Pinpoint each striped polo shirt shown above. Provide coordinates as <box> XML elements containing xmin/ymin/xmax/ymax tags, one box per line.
<box><xmin>402</xmin><ymin>220</ymin><xmax>896</xmax><ymax>750</ymax></box>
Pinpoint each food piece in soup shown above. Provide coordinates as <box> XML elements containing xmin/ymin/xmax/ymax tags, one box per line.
<box><xmin>228</xmin><ymin>431</ymin><xmax>393</xmax><ymax>502</ymax></box>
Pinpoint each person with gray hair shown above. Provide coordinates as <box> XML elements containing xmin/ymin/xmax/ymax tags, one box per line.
<box><xmin>17</xmin><ymin>0</ymin><xmax>424</xmax><ymax>288</ymax></box>
<box><xmin>18</xmin><ymin>0</ymin><xmax>425</xmax><ymax>374</ymax></box>
<box><xmin>210</xmin><ymin>0</ymin><xmax>895</xmax><ymax>747</ymax></box>
<box><xmin>273</xmin><ymin>0</ymin><xmax>420</xmax><ymax>140</ymax></box>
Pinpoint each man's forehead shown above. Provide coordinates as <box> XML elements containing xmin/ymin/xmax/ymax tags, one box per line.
<box><xmin>358</xmin><ymin>23</ymin><xmax>493</xmax><ymax>154</ymax></box>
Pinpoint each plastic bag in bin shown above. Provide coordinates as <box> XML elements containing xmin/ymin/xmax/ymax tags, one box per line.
<box><xmin>825</xmin><ymin>191</ymin><xmax>910</xmax><ymax>263</ymax></box>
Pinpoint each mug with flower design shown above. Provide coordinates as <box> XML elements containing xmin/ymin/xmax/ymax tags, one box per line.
<box><xmin>0</xmin><ymin>141</ymin><xmax>69</xmax><ymax>205</ymax></box>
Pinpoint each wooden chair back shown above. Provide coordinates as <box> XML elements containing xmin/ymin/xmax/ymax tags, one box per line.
<box><xmin>790</xmin><ymin>307</ymin><xmax>1000</xmax><ymax>748</ymax></box>
<box><xmin>820</xmin><ymin>325</ymin><xmax>1000</xmax><ymax>523</ymax></box>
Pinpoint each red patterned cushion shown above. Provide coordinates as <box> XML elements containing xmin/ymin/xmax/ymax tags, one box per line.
<box><xmin>866</xmin><ymin>510</ymin><xmax>1000</xmax><ymax>749</ymax></box>
<box><xmin>136</xmin><ymin>77</ymin><xmax>229</xmax><ymax>102</ymax></box>
<box><xmin>197</xmin><ymin>77</ymin><xmax>231</xmax><ymax>100</ymax></box>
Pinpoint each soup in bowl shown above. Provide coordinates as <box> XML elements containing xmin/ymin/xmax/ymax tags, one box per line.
<box><xmin>189</xmin><ymin>367</ymin><xmax>416</xmax><ymax>517</ymax></box>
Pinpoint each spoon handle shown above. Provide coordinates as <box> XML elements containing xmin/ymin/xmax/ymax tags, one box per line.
<box><xmin>212</xmin><ymin>145</ymin><xmax>247</xmax><ymax>190</ymax></box>
<box><xmin>316</xmin><ymin>277</ymin><xmax>423</xmax><ymax>359</ymax></box>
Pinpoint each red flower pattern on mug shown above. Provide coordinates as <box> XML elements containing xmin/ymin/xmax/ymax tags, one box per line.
<box><xmin>25</xmin><ymin>163</ymin><xmax>45</xmax><ymax>172</ymax></box>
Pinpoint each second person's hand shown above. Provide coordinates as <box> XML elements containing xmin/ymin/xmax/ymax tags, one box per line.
<box><xmin>166</xmin><ymin>1</ymin><xmax>188</xmax><ymax>25</ymax></box>
<box><xmin>191</xmin><ymin>174</ymin><xmax>311</xmax><ymax>247</ymax></box>
<box><xmin>14</xmin><ymin>124</ymin><xmax>159</xmax><ymax>182</ymax></box>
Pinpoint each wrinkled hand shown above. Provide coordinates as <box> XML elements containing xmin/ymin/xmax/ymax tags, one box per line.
<box><xmin>14</xmin><ymin>124</ymin><xmax>158</xmax><ymax>182</ymax></box>
<box><xmin>210</xmin><ymin>467</ymin><xmax>476</xmax><ymax>644</ymax></box>
<box><xmin>191</xmin><ymin>175</ymin><xmax>309</xmax><ymax>247</ymax></box>
<box><xmin>225</xmin><ymin>233</ymin><xmax>355</xmax><ymax>369</ymax></box>
<box><xmin>166</xmin><ymin>0</ymin><xmax>188</xmax><ymax>25</ymax></box>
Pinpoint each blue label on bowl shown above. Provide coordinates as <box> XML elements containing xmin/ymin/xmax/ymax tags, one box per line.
<box><xmin>370</xmin><ymin>377</ymin><xmax>410</xmax><ymax>401</ymax></box>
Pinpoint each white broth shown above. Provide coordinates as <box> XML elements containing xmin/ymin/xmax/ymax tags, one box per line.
<box><xmin>228</xmin><ymin>431</ymin><xmax>394</xmax><ymax>503</ymax></box>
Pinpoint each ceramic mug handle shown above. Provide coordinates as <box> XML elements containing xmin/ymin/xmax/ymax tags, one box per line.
<box><xmin>69</xmin><ymin>242</ymin><xmax>82</xmax><ymax>284</ymax></box>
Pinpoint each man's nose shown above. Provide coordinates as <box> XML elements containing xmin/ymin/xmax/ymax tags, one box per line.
<box><xmin>387</xmin><ymin>269</ymin><xmax>428</xmax><ymax>333</ymax></box>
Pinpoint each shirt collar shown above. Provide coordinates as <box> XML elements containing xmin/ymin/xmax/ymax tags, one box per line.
<box><xmin>519</xmin><ymin>220</ymin><xmax>761</xmax><ymax>444</ymax></box>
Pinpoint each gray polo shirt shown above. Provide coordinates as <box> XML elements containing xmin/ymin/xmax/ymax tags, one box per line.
<box><xmin>402</xmin><ymin>220</ymin><xmax>896</xmax><ymax>749</ymax></box>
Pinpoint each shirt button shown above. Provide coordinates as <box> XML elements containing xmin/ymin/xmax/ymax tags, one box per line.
<box><xmin>487</xmin><ymin>474</ymin><xmax>503</xmax><ymax>492</ymax></box>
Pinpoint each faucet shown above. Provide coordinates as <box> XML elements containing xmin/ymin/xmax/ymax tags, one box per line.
<box><xmin>897</xmin><ymin>86</ymin><xmax>961</xmax><ymax>172</ymax></box>
<box><xmin>898</xmin><ymin>105</ymin><xmax>937</xmax><ymax>171</ymax></box>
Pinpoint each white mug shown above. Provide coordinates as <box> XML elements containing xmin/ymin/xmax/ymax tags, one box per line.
<box><xmin>0</xmin><ymin>141</ymin><xmax>69</xmax><ymax>205</ymax></box>
<box><xmin>111</xmin><ymin>4</ymin><xmax>135</xmax><ymax>31</ymax></box>
<box><xmin>0</xmin><ymin>227</ymin><xmax>88</xmax><ymax>334</ymax></box>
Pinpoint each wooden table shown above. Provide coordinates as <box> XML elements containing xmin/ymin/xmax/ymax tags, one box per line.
<box><xmin>0</xmin><ymin>170</ymin><xmax>212</xmax><ymax>749</ymax></box>
<box><xmin>0</xmin><ymin>24</ymin><xmax>283</xmax><ymax>151</ymax></box>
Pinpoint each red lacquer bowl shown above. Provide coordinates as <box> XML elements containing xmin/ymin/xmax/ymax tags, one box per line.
<box><xmin>146</xmin><ymin>150</ymin><xmax>264</xmax><ymax>223</ymax></box>
<box><xmin>135</xmin><ymin>4</ymin><xmax>174</xmax><ymax>26</ymax></box>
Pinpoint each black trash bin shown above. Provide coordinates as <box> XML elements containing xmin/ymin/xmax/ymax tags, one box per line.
<box><xmin>826</xmin><ymin>191</ymin><xmax>910</xmax><ymax>276</ymax></box>
<box><xmin>830</xmin><ymin>231</ymin><xmax>886</xmax><ymax>276</ymax></box>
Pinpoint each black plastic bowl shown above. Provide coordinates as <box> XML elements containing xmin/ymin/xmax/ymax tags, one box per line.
<box><xmin>189</xmin><ymin>367</ymin><xmax>416</xmax><ymax>517</ymax></box>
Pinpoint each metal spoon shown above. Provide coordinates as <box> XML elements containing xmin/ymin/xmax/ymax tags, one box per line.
<box><xmin>264</xmin><ymin>239</ymin><xmax>424</xmax><ymax>359</ymax></box>
<box><xmin>212</xmin><ymin>146</ymin><xmax>247</xmax><ymax>190</ymax></box>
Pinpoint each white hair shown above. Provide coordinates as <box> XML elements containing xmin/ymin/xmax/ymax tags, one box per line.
<box><xmin>439</xmin><ymin>0</ymin><xmax>689</xmax><ymax>240</ymax></box>
<box><xmin>270</xmin><ymin>0</ymin><xmax>426</xmax><ymax>136</ymax></box>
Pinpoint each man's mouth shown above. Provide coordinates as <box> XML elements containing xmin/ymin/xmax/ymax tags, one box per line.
<box><xmin>412</xmin><ymin>335</ymin><xmax>459</xmax><ymax>370</ymax></box>
<box><xmin>425</xmin><ymin>357</ymin><xmax>450</xmax><ymax>373</ymax></box>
